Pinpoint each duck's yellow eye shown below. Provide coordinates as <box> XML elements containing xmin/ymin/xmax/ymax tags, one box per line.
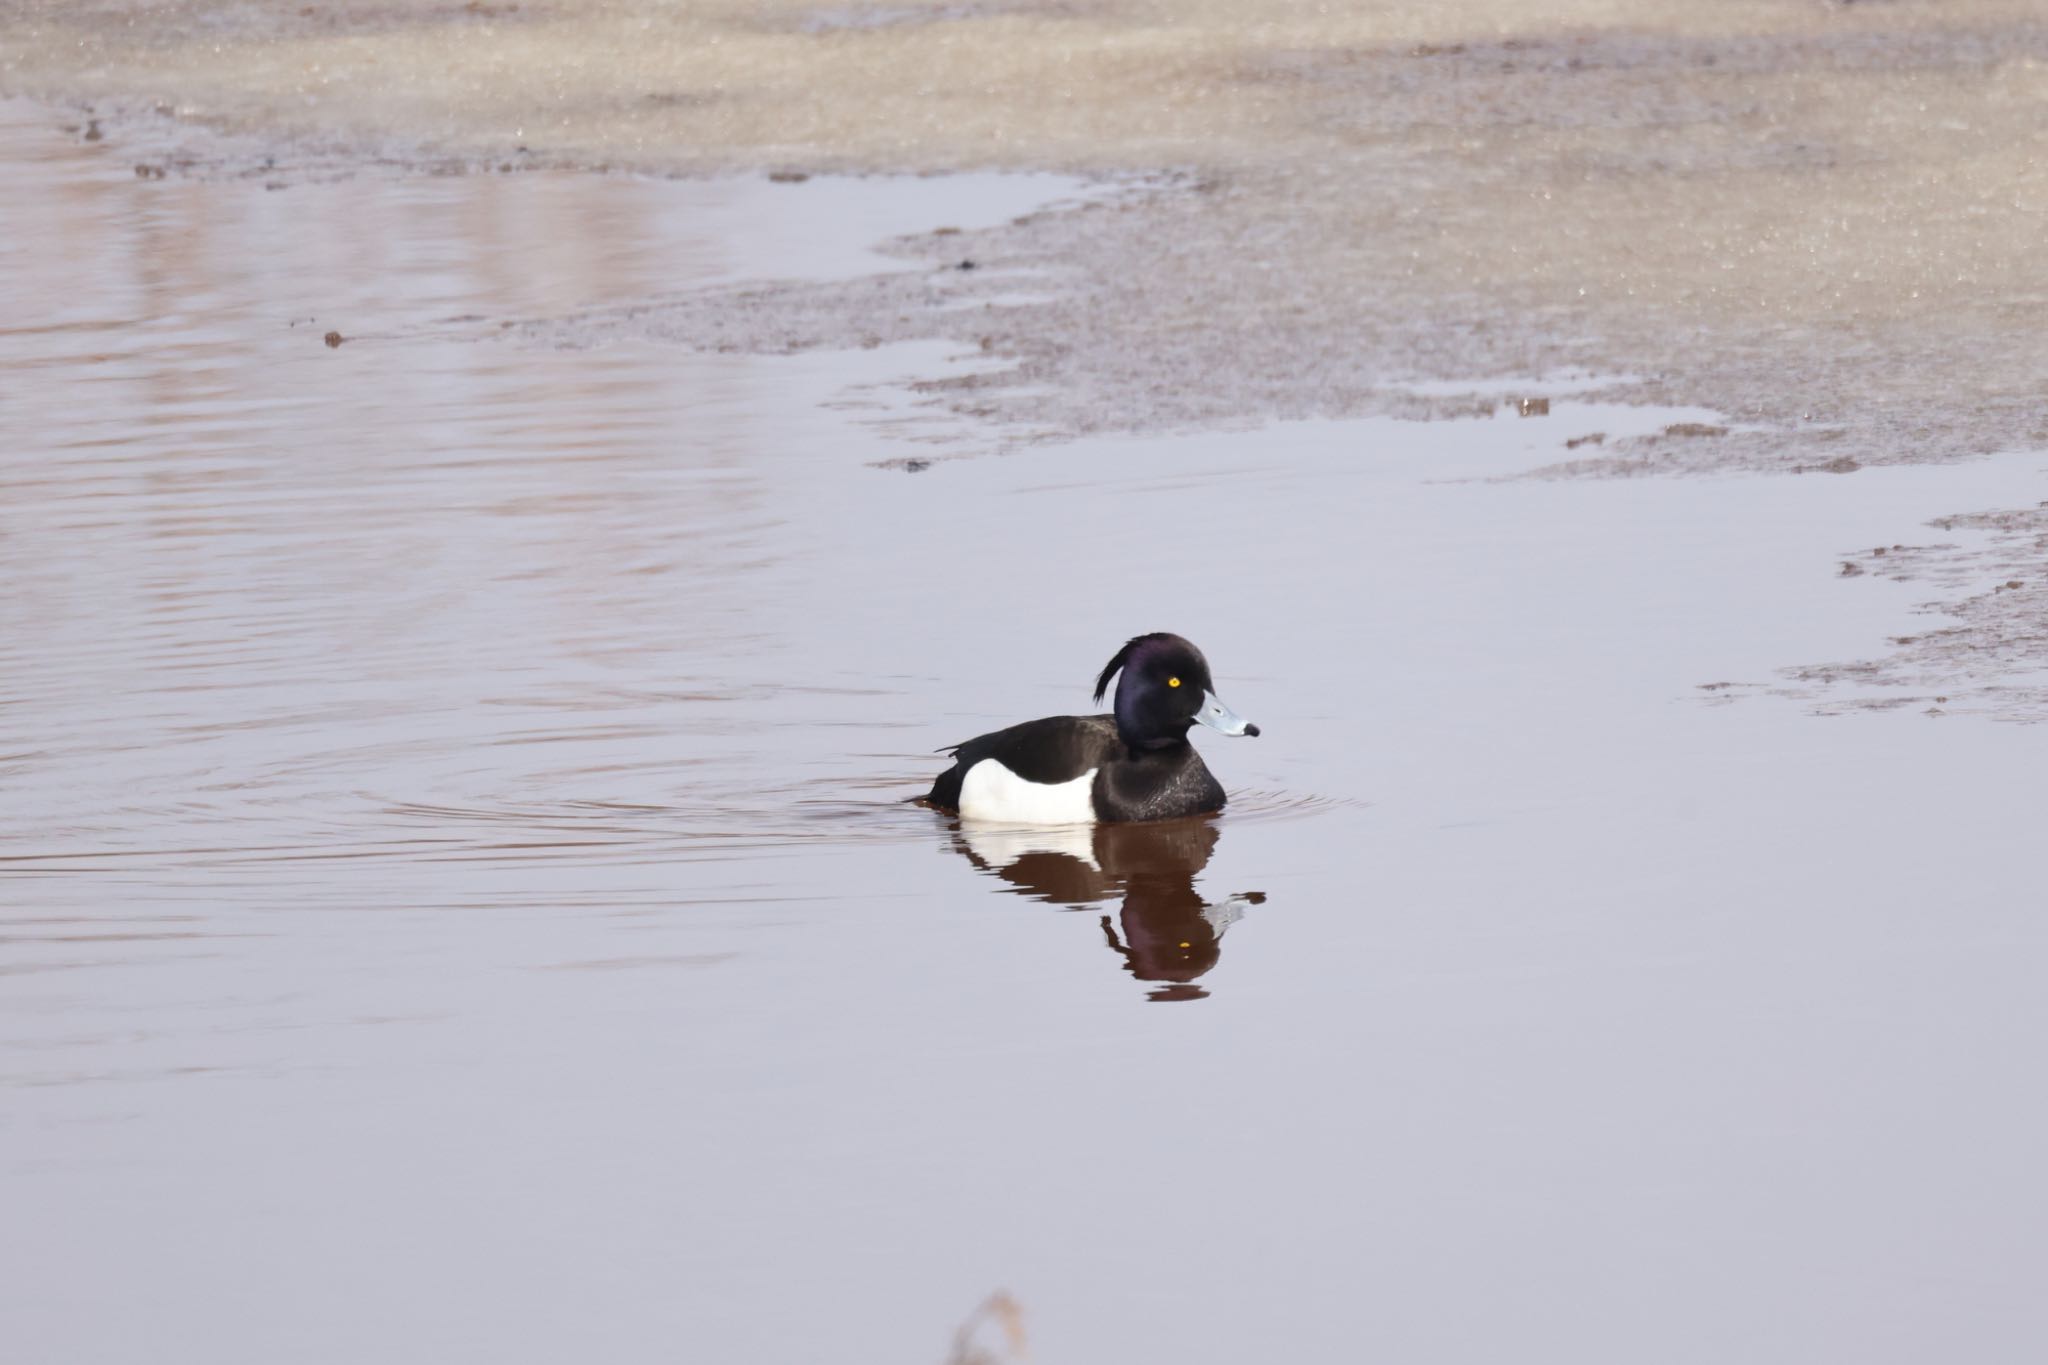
<box><xmin>1168</xmin><ymin>676</ymin><xmax>1182</xmax><ymax>688</ymax></box>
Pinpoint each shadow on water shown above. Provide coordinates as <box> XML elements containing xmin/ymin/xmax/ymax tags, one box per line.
<box><xmin>946</xmin><ymin>816</ymin><xmax>1265</xmax><ymax>1002</ymax></box>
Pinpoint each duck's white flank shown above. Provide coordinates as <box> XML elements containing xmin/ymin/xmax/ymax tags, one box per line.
<box><xmin>956</xmin><ymin>759</ymin><xmax>1098</xmax><ymax>825</ymax></box>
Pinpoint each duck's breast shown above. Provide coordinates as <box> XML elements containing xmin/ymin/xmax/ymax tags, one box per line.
<box><xmin>1093</xmin><ymin>747</ymin><xmax>1225</xmax><ymax>822</ymax></box>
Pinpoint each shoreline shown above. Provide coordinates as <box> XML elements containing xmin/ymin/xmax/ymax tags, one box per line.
<box><xmin>5</xmin><ymin>3</ymin><xmax>2040</xmax><ymax>473</ymax></box>
<box><xmin>5</xmin><ymin>0</ymin><xmax>2047</xmax><ymax>717</ymax></box>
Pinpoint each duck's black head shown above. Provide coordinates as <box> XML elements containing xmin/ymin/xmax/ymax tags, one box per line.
<box><xmin>1093</xmin><ymin>632</ymin><xmax>1260</xmax><ymax>751</ymax></box>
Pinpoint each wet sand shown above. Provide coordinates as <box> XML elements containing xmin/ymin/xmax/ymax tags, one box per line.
<box><xmin>4</xmin><ymin>11</ymin><xmax>2048</xmax><ymax>1364</ymax></box>
<box><xmin>4</xmin><ymin>1</ymin><xmax>2043</xmax><ymax>458</ymax></box>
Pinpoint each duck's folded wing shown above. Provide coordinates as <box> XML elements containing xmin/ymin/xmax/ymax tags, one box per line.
<box><xmin>927</xmin><ymin>715</ymin><xmax>1118</xmax><ymax>811</ymax></box>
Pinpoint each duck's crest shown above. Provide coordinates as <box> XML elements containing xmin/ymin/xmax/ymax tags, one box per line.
<box><xmin>1093</xmin><ymin>632</ymin><xmax>1177</xmax><ymax>703</ymax></box>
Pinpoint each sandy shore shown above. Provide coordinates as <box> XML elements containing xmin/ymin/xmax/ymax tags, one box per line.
<box><xmin>6</xmin><ymin>2</ymin><xmax>2041</xmax><ymax>456</ymax></box>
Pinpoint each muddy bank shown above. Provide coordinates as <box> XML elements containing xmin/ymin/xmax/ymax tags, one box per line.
<box><xmin>5</xmin><ymin>2</ymin><xmax>2043</xmax><ymax>471</ymax></box>
<box><xmin>1763</xmin><ymin>499</ymin><xmax>2048</xmax><ymax>722</ymax></box>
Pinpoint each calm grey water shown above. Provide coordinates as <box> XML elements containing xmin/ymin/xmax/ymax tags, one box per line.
<box><xmin>4</xmin><ymin>102</ymin><xmax>2047</xmax><ymax>1364</ymax></box>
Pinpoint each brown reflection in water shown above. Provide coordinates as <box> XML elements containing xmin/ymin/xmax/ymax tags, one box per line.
<box><xmin>949</xmin><ymin>817</ymin><xmax>1264</xmax><ymax>1002</ymax></box>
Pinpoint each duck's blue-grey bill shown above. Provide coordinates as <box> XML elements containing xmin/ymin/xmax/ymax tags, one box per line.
<box><xmin>1197</xmin><ymin>692</ymin><xmax>1260</xmax><ymax>737</ymax></box>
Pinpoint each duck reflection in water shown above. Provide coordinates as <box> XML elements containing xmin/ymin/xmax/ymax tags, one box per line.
<box><xmin>949</xmin><ymin>817</ymin><xmax>1264</xmax><ymax>1002</ymax></box>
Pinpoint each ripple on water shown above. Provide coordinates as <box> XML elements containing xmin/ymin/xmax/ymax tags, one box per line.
<box><xmin>1218</xmin><ymin>787</ymin><xmax>1371</xmax><ymax>824</ymax></box>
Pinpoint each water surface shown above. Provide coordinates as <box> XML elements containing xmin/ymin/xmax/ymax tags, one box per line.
<box><xmin>5</xmin><ymin>104</ymin><xmax>2048</xmax><ymax>1365</ymax></box>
